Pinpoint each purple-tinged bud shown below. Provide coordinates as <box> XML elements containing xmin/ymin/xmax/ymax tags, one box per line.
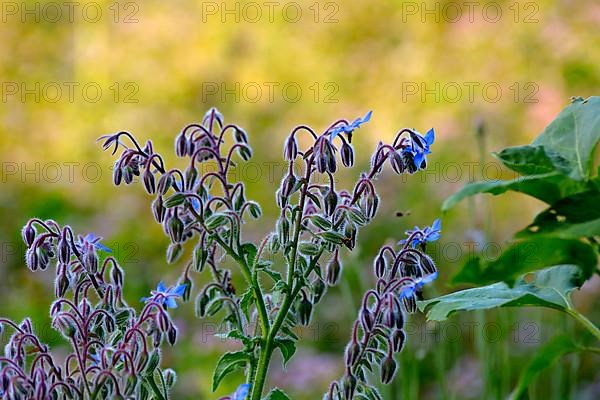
<box><xmin>343</xmin><ymin>374</ymin><xmax>357</xmax><ymax>400</ymax></box>
<box><xmin>26</xmin><ymin>248</ymin><xmax>39</xmax><ymax>271</ymax></box>
<box><xmin>79</xmin><ymin>298</ymin><xmax>92</xmax><ymax>316</ymax></box>
<box><xmin>326</xmin><ymin>252</ymin><xmax>342</xmax><ymax>286</ymax></box>
<box><xmin>196</xmin><ymin>292</ymin><xmax>210</xmax><ymax>318</ymax></box>
<box><xmin>181</xmin><ymin>277</ymin><xmax>192</xmax><ymax>302</ymax></box>
<box><xmin>192</xmin><ymin>244</ymin><xmax>207</xmax><ymax>272</ymax></box>
<box><xmin>364</xmin><ymin>192</ymin><xmax>379</xmax><ymax>219</ymax></box>
<box><xmin>157</xmin><ymin>311</ymin><xmax>170</xmax><ymax>332</ymax></box>
<box><xmin>325</xmin><ymin>141</ymin><xmax>337</xmax><ymax>173</ymax></box>
<box><xmin>157</xmin><ymin>174</ymin><xmax>173</xmax><ymax>195</ymax></box>
<box><xmin>234</xmin><ymin>128</ymin><xmax>248</xmax><ymax>144</ymax></box>
<box><xmin>152</xmin><ymin>196</ymin><xmax>166</xmax><ymax>223</ymax></box>
<box><xmin>36</xmin><ymin>244</ymin><xmax>51</xmax><ymax>271</ymax></box>
<box><xmin>163</xmin><ymin>368</ymin><xmax>177</xmax><ymax>388</ymax></box>
<box><xmin>402</xmin><ymin>151</ymin><xmax>417</xmax><ymax>174</ymax></box>
<box><xmin>323</xmin><ymin>189</ymin><xmax>338</xmax><ymax>217</ymax></box>
<box><xmin>385</xmin><ymin>296</ymin><xmax>404</xmax><ymax>329</ymax></box>
<box><xmin>238</xmin><ymin>145</ymin><xmax>252</xmax><ymax>161</ymax></box>
<box><xmin>185</xmin><ymin>165</ymin><xmax>198</xmax><ymax>191</ymax></box>
<box><xmin>84</xmin><ymin>250</ymin><xmax>99</xmax><ymax>274</ymax></box>
<box><xmin>298</xmin><ymin>294</ymin><xmax>313</xmax><ymax>326</ymax></box>
<box><xmin>175</xmin><ymin>133</ymin><xmax>188</xmax><ymax>157</ymax></box>
<box><xmin>123</xmin><ymin>166</ymin><xmax>134</xmax><ymax>184</ymax></box>
<box><xmin>283</xmin><ymin>135</ymin><xmax>298</xmax><ymax>160</ymax></box>
<box><xmin>113</xmin><ymin>164</ymin><xmax>123</xmax><ymax>186</ymax></box>
<box><xmin>187</xmin><ymin>137</ymin><xmax>196</xmax><ymax>157</ymax></box>
<box><xmin>374</xmin><ymin>254</ymin><xmax>386</xmax><ymax>278</ymax></box>
<box><xmin>22</xmin><ymin>224</ymin><xmax>36</xmax><ymax>247</ymax></box>
<box><xmin>168</xmin><ymin>214</ymin><xmax>184</xmax><ymax>243</ymax></box>
<box><xmin>341</xmin><ymin>142</ymin><xmax>354</xmax><ymax>167</ymax></box>
<box><xmin>345</xmin><ymin>341</ymin><xmax>361</xmax><ymax>367</ymax></box>
<box><xmin>344</xmin><ymin>223</ymin><xmax>357</xmax><ymax>251</ymax></box>
<box><xmin>381</xmin><ymin>355</ymin><xmax>397</xmax><ymax>384</ymax></box>
<box><xmin>143</xmin><ymin>170</ymin><xmax>156</xmax><ymax>194</ymax></box>
<box><xmin>420</xmin><ymin>254</ymin><xmax>437</xmax><ymax>275</ymax></box>
<box><xmin>167</xmin><ymin>325</ymin><xmax>178</xmax><ymax>346</ymax></box>
<box><xmin>391</xmin><ymin>329</ymin><xmax>406</xmax><ymax>352</ymax></box>
<box><xmin>166</xmin><ymin>243</ymin><xmax>183</xmax><ymax>264</ymax></box>
<box><xmin>280</xmin><ymin>173</ymin><xmax>297</xmax><ymax>199</ymax></box>
<box><xmin>58</xmin><ymin>236</ymin><xmax>70</xmax><ymax>264</ymax></box>
<box><xmin>55</xmin><ymin>271</ymin><xmax>69</xmax><ymax>298</ymax></box>
<box><xmin>360</xmin><ymin>306</ymin><xmax>375</xmax><ymax>331</ymax></box>
<box><xmin>402</xmin><ymin>293</ymin><xmax>417</xmax><ymax>314</ymax></box>
<box><xmin>111</xmin><ymin>264</ymin><xmax>125</xmax><ymax>287</ymax></box>
<box><xmin>34</xmin><ymin>379</ymin><xmax>47</xmax><ymax>399</ymax></box>
<box><xmin>389</xmin><ymin>151</ymin><xmax>405</xmax><ymax>174</ymax></box>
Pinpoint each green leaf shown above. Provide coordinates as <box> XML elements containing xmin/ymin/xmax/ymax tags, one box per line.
<box><xmin>510</xmin><ymin>335</ymin><xmax>579</xmax><ymax>400</ymax></box>
<box><xmin>298</xmin><ymin>242</ymin><xmax>320</xmax><ymax>256</ymax></box>
<box><xmin>317</xmin><ymin>230</ymin><xmax>347</xmax><ymax>245</ymax></box>
<box><xmin>442</xmin><ymin>173</ymin><xmax>584</xmax><ymax>211</ymax></box>
<box><xmin>494</xmin><ymin>145</ymin><xmax>571</xmax><ymax>176</ymax></box>
<box><xmin>451</xmin><ymin>237</ymin><xmax>597</xmax><ymax>285</ymax></box>
<box><xmin>241</xmin><ymin>242</ymin><xmax>258</xmax><ymax>266</ymax></box>
<box><xmin>264</xmin><ymin>388</ymin><xmax>292</xmax><ymax>400</ymax></box>
<box><xmin>163</xmin><ymin>193</ymin><xmax>186</xmax><ymax>208</ymax></box>
<box><xmin>274</xmin><ymin>338</ymin><xmax>297</xmax><ymax>367</ymax></box>
<box><xmin>420</xmin><ymin>265</ymin><xmax>586</xmax><ymax>321</ymax></box>
<box><xmin>532</xmin><ymin>96</ymin><xmax>600</xmax><ymax>180</ymax></box>
<box><xmin>211</xmin><ymin>351</ymin><xmax>249</xmax><ymax>391</ymax></box>
<box><xmin>516</xmin><ymin>190</ymin><xmax>600</xmax><ymax>238</ymax></box>
<box><xmin>205</xmin><ymin>212</ymin><xmax>229</xmax><ymax>230</ymax></box>
<box><xmin>239</xmin><ymin>288</ymin><xmax>254</xmax><ymax>321</ymax></box>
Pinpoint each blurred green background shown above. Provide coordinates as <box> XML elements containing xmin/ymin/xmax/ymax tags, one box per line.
<box><xmin>1</xmin><ymin>0</ymin><xmax>599</xmax><ymax>398</ymax></box>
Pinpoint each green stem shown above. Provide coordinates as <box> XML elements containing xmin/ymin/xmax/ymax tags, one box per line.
<box><xmin>566</xmin><ymin>308</ymin><xmax>600</xmax><ymax>341</ymax></box>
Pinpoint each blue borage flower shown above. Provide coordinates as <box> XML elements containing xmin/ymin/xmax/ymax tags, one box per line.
<box><xmin>403</xmin><ymin>128</ymin><xmax>435</xmax><ymax>169</ymax></box>
<box><xmin>328</xmin><ymin>110</ymin><xmax>373</xmax><ymax>139</ymax></box>
<box><xmin>78</xmin><ymin>233</ymin><xmax>112</xmax><ymax>253</ymax></box>
<box><xmin>219</xmin><ymin>383</ymin><xmax>251</xmax><ymax>400</ymax></box>
<box><xmin>399</xmin><ymin>218</ymin><xmax>441</xmax><ymax>248</ymax></box>
<box><xmin>142</xmin><ymin>281</ymin><xmax>186</xmax><ymax>309</ymax></box>
<box><xmin>398</xmin><ymin>272</ymin><xmax>439</xmax><ymax>299</ymax></box>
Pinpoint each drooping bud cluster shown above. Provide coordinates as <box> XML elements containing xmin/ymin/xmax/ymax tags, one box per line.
<box><xmin>100</xmin><ymin>108</ymin><xmax>437</xmax><ymax>399</ymax></box>
<box><xmin>0</xmin><ymin>219</ymin><xmax>180</xmax><ymax>399</ymax></box>
<box><xmin>326</xmin><ymin>222</ymin><xmax>440</xmax><ymax>400</ymax></box>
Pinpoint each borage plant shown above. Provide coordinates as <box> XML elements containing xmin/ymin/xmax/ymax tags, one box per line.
<box><xmin>0</xmin><ymin>221</ymin><xmax>180</xmax><ymax>399</ymax></box>
<box><xmin>98</xmin><ymin>108</ymin><xmax>439</xmax><ymax>400</ymax></box>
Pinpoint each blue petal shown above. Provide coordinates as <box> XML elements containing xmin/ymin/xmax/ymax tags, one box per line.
<box><xmin>399</xmin><ymin>285</ymin><xmax>415</xmax><ymax>299</ymax></box>
<box><xmin>427</xmin><ymin>232</ymin><xmax>441</xmax><ymax>242</ymax></box>
<box><xmin>165</xmin><ymin>297</ymin><xmax>178</xmax><ymax>309</ymax></box>
<box><xmin>362</xmin><ymin>110</ymin><xmax>373</xmax><ymax>123</ymax></box>
<box><xmin>421</xmin><ymin>271</ymin><xmax>439</xmax><ymax>284</ymax></box>
<box><xmin>425</xmin><ymin>128</ymin><xmax>435</xmax><ymax>145</ymax></box>
<box><xmin>172</xmin><ymin>284</ymin><xmax>187</xmax><ymax>297</ymax></box>
<box><xmin>413</xmin><ymin>152</ymin><xmax>424</xmax><ymax>167</ymax></box>
<box><xmin>157</xmin><ymin>281</ymin><xmax>167</xmax><ymax>293</ymax></box>
<box><xmin>95</xmin><ymin>242</ymin><xmax>113</xmax><ymax>253</ymax></box>
<box><xmin>233</xmin><ymin>384</ymin><xmax>251</xmax><ymax>400</ymax></box>
<box><xmin>431</xmin><ymin>218</ymin><xmax>441</xmax><ymax>231</ymax></box>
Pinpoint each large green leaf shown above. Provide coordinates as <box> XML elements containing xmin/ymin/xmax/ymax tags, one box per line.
<box><xmin>274</xmin><ymin>337</ymin><xmax>297</xmax><ymax>367</ymax></box>
<box><xmin>532</xmin><ymin>96</ymin><xmax>600</xmax><ymax>180</ymax></box>
<box><xmin>516</xmin><ymin>190</ymin><xmax>600</xmax><ymax>238</ymax></box>
<box><xmin>420</xmin><ymin>265</ymin><xmax>585</xmax><ymax>321</ymax></box>
<box><xmin>510</xmin><ymin>335</ymin><xmax>579</xmax><ymax>400</ymax></box>
<box><xmin>211</xmin><ymin>351</ymin><xmax>249</xmax><ymax>391</ymax></box>
<box><xmin>494</xmin><ymin>145</ymin><xmax>571</xmax><ymax>176</ymax></box>
<box><xmin>441</xmin><ymin>173</ymin><xmax>584</xmax><ymax>211</ymax></box>
<box><xmin>451</xmin><ymin>237</ymin><xmax>597</xmax><ymax>285</ymax></box>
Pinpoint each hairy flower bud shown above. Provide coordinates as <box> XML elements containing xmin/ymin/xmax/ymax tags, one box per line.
<box><xmin>111</xmin><ymin>264</ymin><xmax>125</xmax><ymax>287</ymax></box>
<box><xmin>389</xmin><ymin>151</ymin><xmax>405</xmax><ymax>174</ymax></box>
<box><xmin>142</xmin><ymin>169</ymin><xmax>156</xmax><ymax>194</ymax></box>
<box><xmin>113</xmin><ymin>164</ymin><xmax>123</xmax><ymax>186</ymax></box>
<box><xmin>402</xmin><ymin>293</ymin><xmax>417</xmax><ymax>314</ymax></box>
<box><xmin>360</xmin><ymin>306</ymin><xmax>374</xmax><ymax>331</ymax></box>
<box><xmin>312</xmin><ymin>278</ymin><xmax>327</xmax><ymax>304</ymax></box>
<box><xmin>55</xmin><ymin>271</ymin><xmax>69</xmax><ymax>298</ymax></box>
<box><xmin>277</xmin><ymin>218</ymin><xmax>290</xmax><ymax>245</ymax></box>
<box><xmin>157</xmin><ymin>173</ymin><xmax>173</xmax><ymax>195</ymax></box>
<box><xmin>168</xmin><ymin>214</ymin><xmax>184</xmax><ymax>243</ymax></box>
<box><xmin>326</xmin><ymin>253</ymin><xmax>342</xmax><ymax>286</ymax></box>
<box><xmin>280</xmin><ymin>173</ymin><xmax>297</xmax><ymax>199</ymax></box>
<box><xmin>323</xmin><ymin>189</ymin><xmax>338</xmax><ymax>217</ymax></box>
<box><xmin>84</xmin><ymin>250</ymin><xmax>99</xmax><ymax>274</ymax></box>
<box><xmin>22</xmin><ymin>224</ymin><xmax>35</xmax><ymax>247</ymax></box>
<box><xmin>343</xmin><ymin>374</ymin><xmax>357</xmax><ymax>400</ymax></box>
<box><xmin>25</xmin><ymin>248</ymin><xmax>39</xmax><ymax>271</ymax></box>
<box><xmin>283</xmin><ymin>135</ymin><xmax>298</xmax><ymax>160</ymax></box>
<box><xmin>380</xmin><ymin>355</ymin><xmax>397</xmax><ymax>384</ymax></box>
<box><xmin>167</xmin><ymin>325</ymin><xmax>178</xmax><ymax>345</ymax></box>
<box><xmin>345</xmin><ymin>341</ymin><xmax>361</xmax><ymax>367</ymax></box>
<box><xmin>420</xmin><ymin>254</ymin><xmax>437</xmax><ymax>275</ymax></box>
<box><xmin>185</xmin><ymin>165</ymin><xmax>198</xmax><ymax>191</ymax></box>
<box><xmin>196</xmin><ymin>293</ymin><xmax>210</xmax><ymax>318</ymax></box>
<box><xmin>298</xmin><ymin>294</ymin><xmax>313</xmax><ymax>326</ymax></box>
<box><xmin>374</xmin><ymin>253</ymin><xmax>386</xmax><ymax>278</ymax></box>
<box><xmin>163</xmin><ymin>368</ymin><xmax>177</xmax><ymax>388</ymax></box>
<box><xmin>175</xmin><ymin>132</ymin><xmax>188</xmax><ymax>157</ymax></box>
<box><xmin>166</xmin><ymin>243</ymin><xmax>183</xmax><ymax>264</ymax></box>
<box><xmin>340</xmin><ymin>142</ymin><xmax>354</xmax><ymax>167</ymax></box>
<box><xmin>192</xmin><ymin>244</ymin><xmax>207</xmax><ymax>272</ymax></box>
<box><xmin>391</xmin><ymin>329</ymin><xmax>406</xmax><ymax>352</ymax></box>
<box><xmin>152</xmin><ymin>196</ymin><xmax>166</xmax><ymax>223</ymax></box>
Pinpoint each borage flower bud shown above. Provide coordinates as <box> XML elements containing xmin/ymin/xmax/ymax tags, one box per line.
<box><xmin>167</xmin><ymin>243</ymin><xmax>183</xmax><ymax>264</ymax></box>
<box><xmin>111</xmin><ymin>264</ymin><xmax>124</xmax><ymax>287</ymax></box>
<box><xmin>185</xmin><ymin>165</ymin><xmax>198</xmax><ymax>191</ymax></box>
<box><xmin>298</xmin><ymin>292</ymin><xmax>313</xmax><ymax>326</ymax></box>
<box><xmin>167</xmin><ymin>325</ymin><xmax>178</xmax><ymax>345</ymax></box>
<box><xmin>25</xmin><ymin>248</ymin><xmax>38</xmax><ymax>271</ymax></box>
<box><xmin>380</xmin><ymin>355</ymin><xmax>397</xmax><ymax>384</ymax></box>
<box><xmin>175</xmin><ymin>132</ymin><xmax>188</xmax><ymax>157</ymax></box>
<box><xmin>420</xmin><ymin>254</ymin><xmax>437</xmax><ymax>275</ymax></box>
<box><xmin>152</xmin><ymin>196</ymin><xmax>166</xmax><ymax>223</ymax></box>
<box><xmin>58</xmin><ymin>235</ymin><xmax>70</xmax><ymax>264</ymax></box>
<box><xmin>163</xmin><ymin>368</ymin><xmax>177</xmax><ymax>388</ymax></box>
<box><xmin>341</xmin><ymin>142</ymin><xmax>354</xmax><ymax>167</ymax></box>
<box><xmin>55</xmin><ymin>270</ymin><xmax>69</xmax><ymax>298</ymax></box>
<box><xmin>280</xmin><ymin>173</ymin><xmax>297</xmax><ymax>199</ymax></box>
<box><xmin>277</xmin><ymin>217</ymin><xmax>290</xmax><ymax>245</ymax></box>
<box><xmin>374</xmin><ymin>253</ymin><xmax>386</xmax><ymax>278</ymax></box>
<box><xmin>360</xmin><ymin>305</ymin><xmax>374</xmax><ymax>331</ymax></box>
<box><xmin>323</xmin><ymin>189</ymin><xmax>338</xmax><ymax>217</ymax></box>
<box><xmin>168</xmin><ymin>214</ymin><xmax>184</xmax><ymax>243</ymax></box>
<box><xmin>283</xmin><ymin>135</ymin><xmax>298</xmax><ymax>160</ymax></box>
<box><xmin>391</xmin><ymin>329</ymin><xmax>406</xmax><ymax>352</ymax></box>
<box><xmin>234</xmin><ymin>127</ymin><xmax>248</xmax><ymax>144</ymax></box>
<box><xmin>196</xmin><ymin>292</ymin><xmax>210</xmax><ymax>318</ymax></box>
<box><xmin>389</xmin><ymin>151</ymin><xmax>405</xmax><ymax>174</ymax></box>
<box><xmin>344</xmin><ymin>223</ymin><xmax>357</xmax><ymax>250</ymax></box>
<box><xmin>113</xmin><ymin>164</ymin><xmax>123</xmax><ymax>186</ymax></box>
<box><xmin>402</xmin><ymin>292</ymin><xmax>417</xmax><ymax>314</ymax></box>
<box><xmin>84</xmin><ymin>250</ymin><xmax>99</xmax><ymax>274</ymax></box>
<box><xmin>157</xmin><ymin>173</ymin><xmax>173</xmax><ymax>195</ymax></box>
<box><xmin>143</xmin><ymin>170</ymin><xmax>156</xmax><ymax>194</ymax></box>
<box><xmin>343</xmin><ymin>374</ymin><xmax>357</xmax><ymax>400</ymax></box>
<box><xmin>22</xmin><ymin>224</ymin><xmax>36</xmax><ymax>247</ymax></box>
<box><xmin>312</xmin><ymin>278</ymin><xmax>326</xmax><ymax>304</ymax></box>
<box><xmin>344</xmin><ymin>341</ymin><xmax>361</xmax><ymax>367</ymax></box>
<box><xmin>402</xmin><ymin>151</ymin><xmax>417</xmax><ymax>174</ymax></box>
<box><xmin>326</xmin><ymin>252</ymin><xmax>342</xmax><ymax>286</ymax></box>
